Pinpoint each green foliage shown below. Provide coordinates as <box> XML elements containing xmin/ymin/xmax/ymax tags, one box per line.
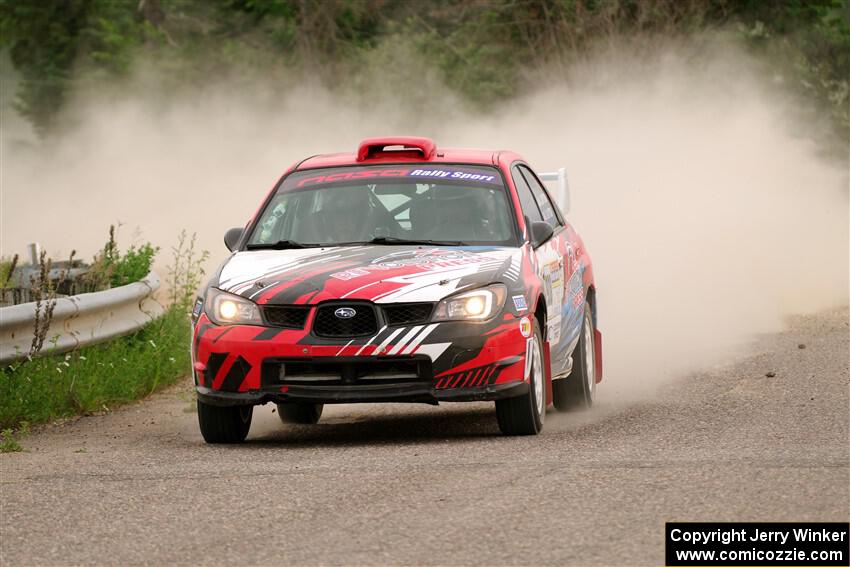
<box><xmin>0</xmin><ymin>306</ymin><xmax>190</xmax><ymax>429</ymax></box>
<box><xmin>0</xmin><ymin>424</ymin><xmax>26</xmax><ymax>453</ymax></box>
<box><xmin>0</xmin><ymin>0</ymin><xmax>151</xmax><ymax>135</ymax></box>
<box><xmin>0</xmin><ymin>228</ymin><xmax>206</xmax><ymax>430</ymax></box>
<box><xmin>84</xmin><ymin>225</ymin><xmax>159</xmax><ymax>290</ymax></box>
<box><xmin>167</xmin><ymin>230</ymin><xmax>209</xmax><ymax>312</ymax></box>
<box><xmin>0</xmin><ymin>254</ymin><xmax>19</xmax><ymax>289</ymax></box>
<box><xmin>28</xmin><ymin>249</ymin><xmax>75</xmax><ymax>357</ymax></box>
<box><xmin>111</xmin><ymin>243</ymin><xmax>159</xmax><ymax>287</ymax></box>
<box><xmin>735</xmin><ymin>0</ymin><xmax>850</xmax><ymax>138</ymax></box>
<box><xmin>2</xmin><ymin>0</ymin><xmax>848</xmax><ymax>138</ymax></box>
<box><xmin>0</xmin><ymin>0</ymin><xmax>87</xmax><ymax>134</ymax></box>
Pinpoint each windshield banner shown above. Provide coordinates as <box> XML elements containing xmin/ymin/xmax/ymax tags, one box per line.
<box><xmin>290</xmin><ymin>166</ymin><xmax>501</xmax><ymax>189</ymax></box>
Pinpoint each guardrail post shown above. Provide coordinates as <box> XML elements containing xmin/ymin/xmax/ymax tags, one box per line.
<box><xmin>27</xmin><ymin>243</ymin><xmax>42</xmax><ymax>266</ymax></box>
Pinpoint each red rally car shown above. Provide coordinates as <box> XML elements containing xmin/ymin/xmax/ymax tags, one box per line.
<box><xmin>191</xmin><ymin>137</ymin><xmax>602</xmax><ymax>443</ymax></box>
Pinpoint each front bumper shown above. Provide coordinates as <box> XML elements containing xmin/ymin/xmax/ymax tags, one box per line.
<box><xmin>197</xmin><ymin>380</ymin><xmax>529</xmax><ymax>406</ymax></box>
<box><xmin>192</xmin><ymin>310</ymin><xmax>530</xmax><ymax>405</ymax></box>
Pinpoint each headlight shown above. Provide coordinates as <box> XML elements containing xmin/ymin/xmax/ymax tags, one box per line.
<box><xmin>205</xmin><ymin>288</ymin><xmax>263</xmax><ymax>326</ymax></box>
<box><xmin>432</xmin><ymin>284</ymin><xmax>507</xmax><ymax>322</ymax></box>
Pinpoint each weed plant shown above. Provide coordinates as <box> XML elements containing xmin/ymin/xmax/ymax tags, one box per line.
<box><xmin>0</xmin><ymin>229</ymin><xmax>206</xmax><ymax>430</ymax></box>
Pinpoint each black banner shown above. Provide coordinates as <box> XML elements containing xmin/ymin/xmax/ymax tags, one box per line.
<box><xmin>666</xmin><ymin>522</ymin><xmax>849</xmax><ymax>566</ymax></box>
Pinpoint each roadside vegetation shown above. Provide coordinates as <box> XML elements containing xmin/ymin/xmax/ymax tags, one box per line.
<box><xmin>0</xmin><ymin>255</ymin><xmax>18</xmax><ymax>288</ymax></box>
<box><xmin>1</xmin><ymin>1</ymin><xmax>848</xmax><ymax>143</ymax></box>
<box><xmin>0</xmin><ymin>229</ymin><xmax>207</xmax><ymax>438</ymax></box>
<box><xmin>0</xmin><ymin>423</ymin><xmax>26</xmax><ymax>453</ymax></box>
<box><xmin>83</xmin><ymin>225</ymin><xmax>160</xmax><ymax>290</ymax></box>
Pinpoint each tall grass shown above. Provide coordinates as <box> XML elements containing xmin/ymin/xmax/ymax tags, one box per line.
<box><xmin>0</xmin><ymin>230</ymin><xmax>206</xmax><ymax>431</ymax></box>
<box><xmin>0</xmin><ymin>307</ymin><xmax>190</xmax><ymax>429</ymax></box>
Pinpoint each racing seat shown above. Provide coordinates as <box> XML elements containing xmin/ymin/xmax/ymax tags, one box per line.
<box><xmin>411</xmin><ymin>189</ymin><xmax>491</xmax><ymax>242</ymax></box>
<box><xmin>315</xmin><ymin>189</ymin><xmax>374</xmax><ymax>243</ymax></box>
<box><xmin>409</xmin><ymin>194</ymin><xmax>440</xmax><ymax>240</ymax></box>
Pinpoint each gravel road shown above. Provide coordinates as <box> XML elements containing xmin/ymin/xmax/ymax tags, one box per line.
<box><xmin>2</xmin><ymin>308</ymin><xmax>848</xmax><ymax>566</ymax></box>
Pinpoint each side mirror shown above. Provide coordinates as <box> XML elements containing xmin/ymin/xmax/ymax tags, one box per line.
<box><xmin>224</xmin><ymin>227</ymin><xmax>244</xmax><ymax>252</ymax></box>
<box><xmin>530</xmin><ymin>221</ymin><xmax>554</xmax><ymax>247</ymax></box>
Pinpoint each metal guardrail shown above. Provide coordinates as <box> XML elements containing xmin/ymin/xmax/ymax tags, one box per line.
<box><xmin>0</xmin><ymin>271</ymin><xmax>164</xmax><ymax>365</ymax></box>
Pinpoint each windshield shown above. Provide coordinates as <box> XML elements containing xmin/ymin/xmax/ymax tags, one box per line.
<box><xmin>247</xmin><ymin>165</ymin><xmax>517</xmax><ymax>247</ymax></box>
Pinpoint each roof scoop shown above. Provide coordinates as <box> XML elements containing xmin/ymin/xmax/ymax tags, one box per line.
<box><xmin>357</xmin><ymin>136</ymin><xmax>436</xmax><ymax>161</ymax></box>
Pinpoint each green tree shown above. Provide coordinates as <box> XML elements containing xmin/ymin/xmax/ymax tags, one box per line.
<box><xmin>0</xmin><ymin>0</ymin><xmax>155</xmax><ymax>135</ymax></box>
<box><xmin>1</xmin><ymin>0</ymin><xmax>848</xmax><ymax>137</ymax></box>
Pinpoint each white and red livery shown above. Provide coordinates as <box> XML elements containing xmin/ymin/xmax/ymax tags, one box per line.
<box><xmin>192</xmin><ymin>137</ymin><xmax>602</xmax><ymax>442</ymax></box>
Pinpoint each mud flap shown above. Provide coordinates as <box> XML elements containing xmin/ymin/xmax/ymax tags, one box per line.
<box><xmin>594</xmin><ymin>329</ymin><xmax>603</xmax><ymax>383</ymax></box>
<box><xmin>543</xmin><ymin>339</ymin><xmax>553</xmax><ymax>405</ymax></box>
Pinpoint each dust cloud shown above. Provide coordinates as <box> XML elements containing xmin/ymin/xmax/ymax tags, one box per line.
<box><xmin>2</xmin><ymin>41</ymin><xmax>847</xmax><ymax>400</ymax></box>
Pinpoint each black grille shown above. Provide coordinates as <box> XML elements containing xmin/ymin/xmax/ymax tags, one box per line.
<box><xmin>313</xmin><ymin>304</ymin><xmax>378</xmax><ymax>337</ymax></box>
<box><xmin>261</xmin><ymin>306</ymin><xmax>310</xmax><ymax>329</ymax></box>
<box><xmin>261</xmin><ymin>356</ymin><xmax>433</xmax><ymax>387</ymax></box>
<box><xmin>383</xmin><ymin>303</ymin><xmax>434</xmax><ymax>326</ymax></box>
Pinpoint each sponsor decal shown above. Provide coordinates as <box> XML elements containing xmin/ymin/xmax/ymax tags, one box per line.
<box><xmin>373</xmin><ymin>249</ymin><xmax>475</xmax><ymax>268</ymax></box>
<box><xmin>548</xmin><ymin>314</ymin><xmax>562</xmax><ymax>346</ymax></box>
<box><xmin>292</xmin><ymin>167</ymin><xmax>499</xmax><ymax>189</ymax></box>
<box><xmin>330</xmin><ymin>248</ymin><xmax>488</xmax><ymax>280</ymax></box>
<box><xmin>571</xmin><ymin>286</ymin><xmax>585</xmax><ymax>309</ymax></box>
<box><xmin>566</xmin><ymin>243</ymin><xmax>577</xmax><ymax>273</ymax></box>
<box><xmin>192</xmin><ymin>297</ymin><xmax>203</xmax><ymax>320</ymax></box>
<box><xmin>295</xmin><ymin>168</ymin><xmax>412</xmax><ymax>188</ymax></box>
<box><xmin>567</xmin><ymin>265</ymin><xmax>585</xmax><ymax>308</ymax></box>
<box><xmin>534</xmin><ymin>237</ymin><xmax>565</xmax><ymax>317</ymax></box>
<box><xmin>512</xmin><ymin>294</ymin><xmax>528</xmax><ymax>312</ymax></box>
<box><xmin>329</xmin><ymin>268</ymin><xmax>371</xmax><ymax>281</ymax></box>
<box><xmin>519</xmin><ymin>316</ymin><xmax>532</xmax><ymax>338</ymax></box>
<box><xmin>409</xmin><ymin>169</ymin><xmax>498</xmax><ymax>183</ymax></box>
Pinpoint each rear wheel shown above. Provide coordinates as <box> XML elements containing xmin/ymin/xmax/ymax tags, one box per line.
<box><xmin>197</xmin><ymin>400</ymin><xmax>253</xmax><ymax>444</ymax></box>
<box><xmin>276</xmin><ymin>403</ymin><xmax>323</xmax><ymax>425</ymax></box>
<box><xmin>496</xmin><ymin>319</ymin><xmax>546</xmax><ymax>435</ymax></box>
<box><xmin>553</xmin><ymin>303</ymin><xmax>596</xmax><ymax>410</ymax></box>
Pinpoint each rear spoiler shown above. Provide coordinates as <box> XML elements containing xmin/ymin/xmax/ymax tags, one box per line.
<box><xmin>538</xmin><ymin>167</ymin><xmax>570</xmax><ymax>214</ymax></box>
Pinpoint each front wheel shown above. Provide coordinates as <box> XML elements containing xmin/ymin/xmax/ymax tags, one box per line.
<box><xmin>553</xmin><ymin>303</ymin><xmax>596</xmax><ymax>410</ymax></box>
<box><xmin>197</xmin><ymin>400</ymin><xmax>253</xmax><ymax>444</ymax></box>
<box><xmin>496</xmin><ymin>319</ymin><xmax>546</xmax><ymax>435</ymax></box>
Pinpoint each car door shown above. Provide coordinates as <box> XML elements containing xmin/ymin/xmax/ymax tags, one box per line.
<box><xmin>515</xmin><ymin>164</ymin><xmax>582</xmax><ymax>376</ymax></box>
<box><xmin>511</xmin><ymin>165</ymin><xmax>570</xmax><ymax>373</ymax></box>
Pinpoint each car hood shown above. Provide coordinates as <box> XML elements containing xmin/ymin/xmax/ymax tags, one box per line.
<box><xmin>215</xmin><ymin>245</ymin><xmax>524</xmax><ymax>305</ymax></box>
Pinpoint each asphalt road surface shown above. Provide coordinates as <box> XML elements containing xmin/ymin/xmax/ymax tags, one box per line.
<box><xmin>2</xmin><ymin>308</ymin><xmax>848</xmax><ymax>566</ymax></box>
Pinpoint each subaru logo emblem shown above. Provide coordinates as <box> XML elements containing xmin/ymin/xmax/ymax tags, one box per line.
<box><xmin>334</xmin><ymin>307</ymin><xmax>357</xmax><ymax>319</ymax></box>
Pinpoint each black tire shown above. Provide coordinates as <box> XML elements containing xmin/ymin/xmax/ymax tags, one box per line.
<box><xmin>276</xmin><ymin>403</ymin><xmax>323</xmax><ymax>425</ymax></box>
<box><xmin>496</xmin><ymin>319</ymin><xmax>546</xmax><ymax>435</ymax></box>
<box><xmin>197</xmin><ymin>400</ymin><xmax>253</xmax><ymax>444</ymax></box>
<box><xmin>553</xmin><ymin>303</ymin><xmax>596</xmax><ymax>410</ymax></box>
